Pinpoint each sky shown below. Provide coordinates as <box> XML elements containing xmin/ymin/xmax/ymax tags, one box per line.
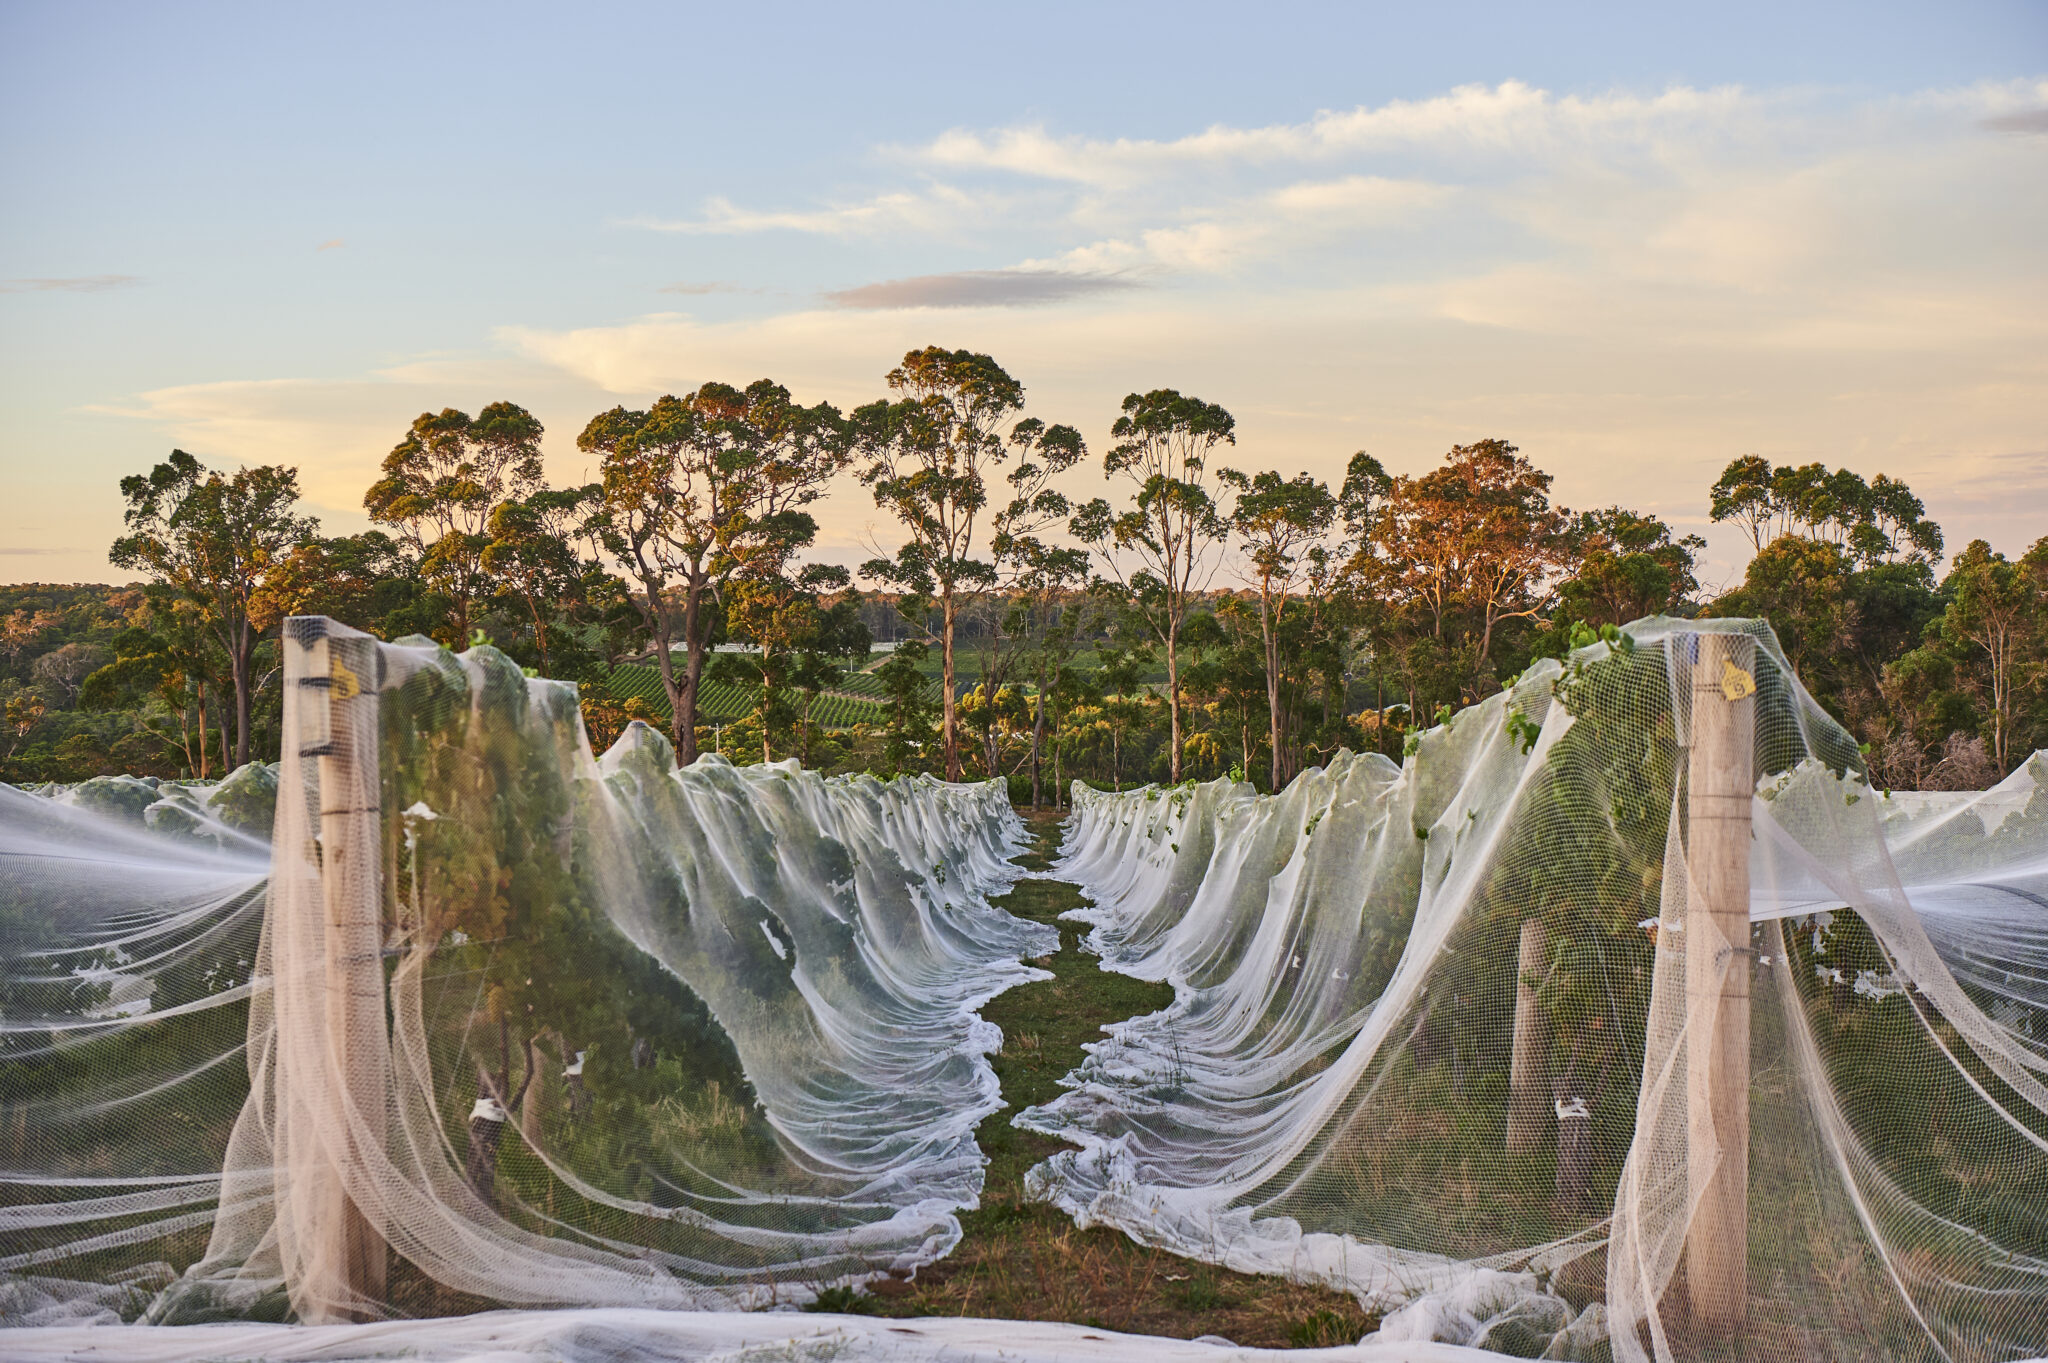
<box><xmin>2</xmin><ymin>0</ymin><xmax>2044</xmax><ymax>593</ymax></box>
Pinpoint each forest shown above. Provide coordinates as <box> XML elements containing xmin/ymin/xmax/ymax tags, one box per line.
<box><xmin>3</xmin><ymin>345</ymin><xmax>2044</xmax><ymax>801</ymax></box>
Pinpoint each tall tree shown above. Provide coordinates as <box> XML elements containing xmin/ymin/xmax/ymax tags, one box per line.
<box><xmin>722</xmin><ymin>564</ymin><xmax>861</xmax><ymax>765</ymax></box>
<box><xmin>1558</xmin><ymin>508</ymin><xmax>1703</xmax><ymax>627</ymax></box>
<box><xmin>1347</xmin><ymin>439</ymin><xmax>1571</xmax><ymax>708</ymax></box>
<box><xmin>1942</xmin><ymin>540</ymin><xmax>2034</xmax><ymax>772</ymax></box>
<box><xmin>1710</xmin><ymin>456</ymin><xmax>1941</xmax><ymax>566</ymax></box>
<box><xmin>855</xmin><ymin>347</ymin><xmax>1075</xmax><ymax>781</ymax></box>
<box><xmin>583</xmin><ymin>381</ymin><xmax>849</xmax><ymax>765</ymax></box>
<box><xmin>972</xmin><ymin>419</ymin><xmax>1088</xmax><ymax>781</ymax></box>
<box><xmin>482</xmin><ymin>485</ymin><xmax>599</xmax><ymax>674</ymax></box>
<box><xmin>364</xmin><ymin>403</ymin><xmax>546</xmax><ymax>645</ymax></box>
<box><xmin>1071</xmin><ymin>390</ymin><xmax>1235</xmax><ymax>783</ymax></box>
<box><xmin>1011</xmin><ymin>543</ymin><xmax>1092</xmax><ymax>808</ymax></box>
<box><xmin>109</xmin><ymin>450</ymin><xmax>315</xmax><ymax>766</ymax></box>
<box><xmin>1222</xmin><ymin>469</ymin><xmax>1336</xmax><ymax>790</ymax></box>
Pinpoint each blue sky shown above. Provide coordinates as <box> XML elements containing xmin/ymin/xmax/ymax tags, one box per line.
<box><xmin>3</xmin><ymin>1</ymin><xmax>2044</xmax><ymax>588</ymax></box>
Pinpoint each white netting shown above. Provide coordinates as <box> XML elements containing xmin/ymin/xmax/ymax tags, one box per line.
<box><xmin>4</xmin><ymin>614</ymin><xmax>2043</xmax><ymax>1363</ymax></box>
<box><xmin>1031</xmin><ymin>617</ymin><xmax>2047</xmax><ymax>1360</ymax></box>
<box><xmin>0</xmin><ymin>1305</ymin><xmax>1505</xmax><ymax>1362</ymax></box>
<box><xmin>2</xmin><ymin>619</ymin><xmax>1051</xmax><ymax>1328</ymax></box>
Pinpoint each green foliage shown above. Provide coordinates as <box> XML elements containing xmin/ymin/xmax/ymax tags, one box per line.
<box><xmin>364</xmin><ymin>403</ymin><xmax>546</xmax><ymax>646</ymax></box>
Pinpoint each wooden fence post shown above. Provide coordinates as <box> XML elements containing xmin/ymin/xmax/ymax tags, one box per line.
<box><xmin>1684</xmin><ymin>631</ymin><xmax>1754</xmax><ymax>1332</ymax></box>
<box><xmin>293</xmin><ymin>619</ymin><xmax>388</xmax><ymax>1321</ymax></box>
<box><xmin>1506</xmin><ymin>917</ymin><xmax>1550</xmax><ymax>1152</ymax></box>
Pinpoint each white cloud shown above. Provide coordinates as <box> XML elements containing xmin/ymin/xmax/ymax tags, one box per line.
<box><xmin>914</xmin><ymin>81</ymin><xmax>1754</xmax><ymax>185</ymax></box>
<box><xmin>623</xmin><ymin>184</ymin><xmax>1006</xmax><ymax>238</ymax></box>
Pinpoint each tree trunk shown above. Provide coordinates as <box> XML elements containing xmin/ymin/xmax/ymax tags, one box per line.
<box><xmin>1165</xmin><ymin>617</ymin><xmax>1182</xmax><ymax>782</ymax></box>
<box><xmin>525</xmin><ymin>592</ymin><xmax>549</xmax><ymax>674</ymax></box>
<box><xmin>639</xmin><ymin>569</ymin><xmax>686</xmax><ymax>768</ymax></box>
<box><xmin>232</xmin><ymin>621</ymin><xmax>254</xmax><ymax>768</ymax></box>
<box><xmin>679</xmin><ymin>582</ymin><xmax>706</xmax><ymax>766</ymax></box>
<box><xmin>941</xmin><ymin>587</ymin><xmax>960</xmax><ymax>781</ymax></box>
<box><xmin>1031</xmin><ymin>669</ymin><xmax>1047</xmax><ymax>810</ymax></box>
<box><xmin>1263</xmin><ymin>594</ymin><xmax>1283</xmax><ymax>792</ymax></box>
<box><xmin>760</xmin><ymin>648</ymin><xmax>777</xmax><ymax>764</ymax></box>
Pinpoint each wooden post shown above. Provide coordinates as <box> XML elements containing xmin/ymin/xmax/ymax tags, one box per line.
<box><xmin>1684</xmin><ymin>631</ymin><xmax>1754</xmax><ymax>1332</ymax></box>
<box><xmin>293</xmin><ymin>620</ymin><xmax>388</xmax><ymax>1321</ymax></box>
<box><xmin>1506</xmin><ymin>917</ymin><xmax>1550</xmax><ymax>1152</ymax></box>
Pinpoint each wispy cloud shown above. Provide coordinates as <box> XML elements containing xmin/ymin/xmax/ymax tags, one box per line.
<box><xmin>825</xmin><ymin>269</ymin><xmax>1139</xmax><ymax>310</ymax></box>
<box><xmin>1039</xmin><ymin>174</ymin><xmax>1454</xmax><ymax>275</ymax></box>
<box><xmin>656</xmin><ymin>280</ymin><xmax>758</xmax><ymax>296</ymax></box>
<box><xmin>0</xmin><ymin>546</ymin><xmax>74</xmax><ymax>555</ymax></box>
<box><xmin>316</xmin><ymin>238</ymin><xmax>346</xmax><ymax>251</ymax></box>
<box><xmin>1</xmin><ymin>274</ymin><xmax>142</xmax><ymax>293</ymax></box>
<box><xmin>915</xmin><ymin>81</ymin><xmax>1748</xmax><ymax>185</ymax></box>
<box><xmin>625</xmin><ymin>185</ymin><xmax>1001</xmax><ymax>238</ymax></box>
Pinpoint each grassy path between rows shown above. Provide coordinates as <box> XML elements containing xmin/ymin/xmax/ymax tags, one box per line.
<box><xmin>838</xmin><ymin>811</ymin><xmax>1378</xmax><ymax>1349</ymax></box>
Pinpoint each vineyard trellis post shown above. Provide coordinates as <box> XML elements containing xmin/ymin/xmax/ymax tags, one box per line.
<box><xmin>1683</xmin><ymin>630</ymin><xmax>1754</xmax><ymax>1332</ymax></box>
<box><xmin>289</xmin><ymin>618</ymin><xmax>389</xmax><ymax>1321</ymax></box>
<box><xmin>1506</xmin><ymin>917</ymin><xmax>1549</xmax><ymax>1152</ymax></box>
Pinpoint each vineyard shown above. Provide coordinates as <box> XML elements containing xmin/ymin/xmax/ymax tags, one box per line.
<box><xmin>604</xmin><ymin>662</ymin><xmax>899</xmax><ymax>730</ymax></box>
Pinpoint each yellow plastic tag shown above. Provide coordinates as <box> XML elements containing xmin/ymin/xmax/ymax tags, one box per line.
<box><xmin>330</xmin><ymin>658</ymin><xmax>361</xmax><ymax>701</ymax></box>
<box><xmin>1719</xmin><ymin>658</ymin><xmax>1756</xmax><ymax>702</ymax></box>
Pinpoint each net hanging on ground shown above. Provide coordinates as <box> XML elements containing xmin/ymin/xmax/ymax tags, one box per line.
<box><xmin>2</xmin><ymin>618</ymin><xmax>1052</xmax><ymax>1328</ymax></box>
<box><xmin>2</xmin><ymin>614</ymin><xmax>2043</xmax><ymax>1363</ymax></box>
<box><xmin>1035</xmin><ymin>617</ymin><xmax>2047</xmax><ymax>1361</ymax></box>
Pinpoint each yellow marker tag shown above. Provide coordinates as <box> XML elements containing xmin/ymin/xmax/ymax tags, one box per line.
<box><xmin>330</xmin><ymin>658</ymin><xmax>361</xmax><ymax>701</ymax></box>
<box><xmin>1719</xmin><ymin>658</ymin><xmax>1756</xmax><ymax>702</ymax></box>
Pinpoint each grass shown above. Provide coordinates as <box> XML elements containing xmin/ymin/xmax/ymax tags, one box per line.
<box><xmin>846</xmin><ymin>810</ymin><xmax>1380</xmax><ymax>1348</ymax></box>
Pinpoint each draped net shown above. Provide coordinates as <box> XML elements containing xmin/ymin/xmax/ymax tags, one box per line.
<box><xmin>1</xmin><ymin>613</ymin><xmax>2042</xmax><ymax>1363</ymax></box>
<box><xmin>1031</xmin><ymin>616</ymin><xmax>2047</xmax><ymax>1360</ymax></box>
<box><xmin>2</xmin><ymin>619</ymin><xmax>1051</xmax><ymax>1328</ymax></box>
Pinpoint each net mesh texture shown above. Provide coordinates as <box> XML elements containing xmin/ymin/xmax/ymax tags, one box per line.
<box><xmin>1</xmin><ymin>614</ymin><xmax>2043</xmax><ymax>1363</ymax></box>
<box><xmin>1036</xmin><ymin>617</ymin><xmax>2047</xmax><ymax>1360</ymax></box>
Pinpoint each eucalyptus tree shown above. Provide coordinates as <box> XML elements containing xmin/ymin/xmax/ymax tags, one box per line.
<box><xmin>1070</xmin><ymin>389</ymin><xmax>1235</xmax><ymax>782</ymax></box>
<box><xmin>581</xmin><ymin>381</ymin><xmax>850</xmax><ymax>765</ymax></box>
<box><xmin>364</xmin><ymin>402</ymin><xmax>546</xmax><ymax>646</ymax></box>
<box><xmin>855</xmin><ymin>347</ymin><xmax>1081</xmax><ymax>781</ymax></box>
<box><xmin>1222</xmin><ymin>469</ymin><xmax>1336</xmax><ymax>790</ymax></box>
<box><xmin>721</xmin><ymin>564</ymin><xmax>867</xmax><ymax>764</ymax></box>
<box><xmin>1940</xmin><ymin>540</ymin><xmax>2037</xmax><ymax>772</ymax></box>
<box><xmin>1710</xmin><ymin>455</ymin><xmax>1942</xmax><ymax>565</ymax></box>
<box><xmin>110</xmin><ymin>449</ymin><xmax>316</xmax><ymax>766</ymax></box>
<box><xmin>482</xmin><ymin>485</ymin><xmax>599</xmax><ymax>674</ymax></box>
<box><xmin>1346</xmin><ymin>439</ymin><xmax>1572</xmax><ymax>709</ymax></box>
<box><xmin>973</xmin><ymin>419</ymin><xmax>1087</xmax><ymax>782</ymax></box>
<box><xmin>1011</xmin><ymin>541</ymin><xmax>1092</xmax><ymax>807</ymax></box>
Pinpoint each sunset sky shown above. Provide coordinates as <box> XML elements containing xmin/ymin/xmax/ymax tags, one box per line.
<box><xmin>3</xmin><ymin>0</ymin><xmax>2044</xmax><ymax>590</ymax></box>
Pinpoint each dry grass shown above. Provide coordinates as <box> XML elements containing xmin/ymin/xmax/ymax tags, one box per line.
<box><xmin>852</xmin><ymin>811</ymin><xmax>1379</xmax><ymax>1349</ymax></box>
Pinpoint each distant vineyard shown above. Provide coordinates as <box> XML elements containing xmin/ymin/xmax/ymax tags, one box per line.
<box><xmin>833</xmin><ymin>671</ymin><xmax>893</xmax><ymax>700</ymax></box>
<box><xmin>605</xmin><ymin>664</ymin><xmax>893</xmax><ymax>730</ymax></box>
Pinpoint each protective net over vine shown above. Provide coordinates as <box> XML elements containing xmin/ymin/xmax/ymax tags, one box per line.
<box><xmin>4</xmin><ymin>614</ymin><xmax>2043</xmax><ymax>1362</ymax></box>
<box><xmin>1033</xmin><ymin>617</ymin><xmax>2047</xmax><ymax>1361</ymax></box>
<box><xmin>2</xmin><ymin>619</ymin><xmax>1051</xmax><ymax>1328</ymax></box>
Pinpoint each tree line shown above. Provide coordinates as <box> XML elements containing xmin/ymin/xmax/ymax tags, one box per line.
<box><xmin>3</xmin><ymin>345</ymin><xmax>2044</xmax><ymax>799</ymax></box>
